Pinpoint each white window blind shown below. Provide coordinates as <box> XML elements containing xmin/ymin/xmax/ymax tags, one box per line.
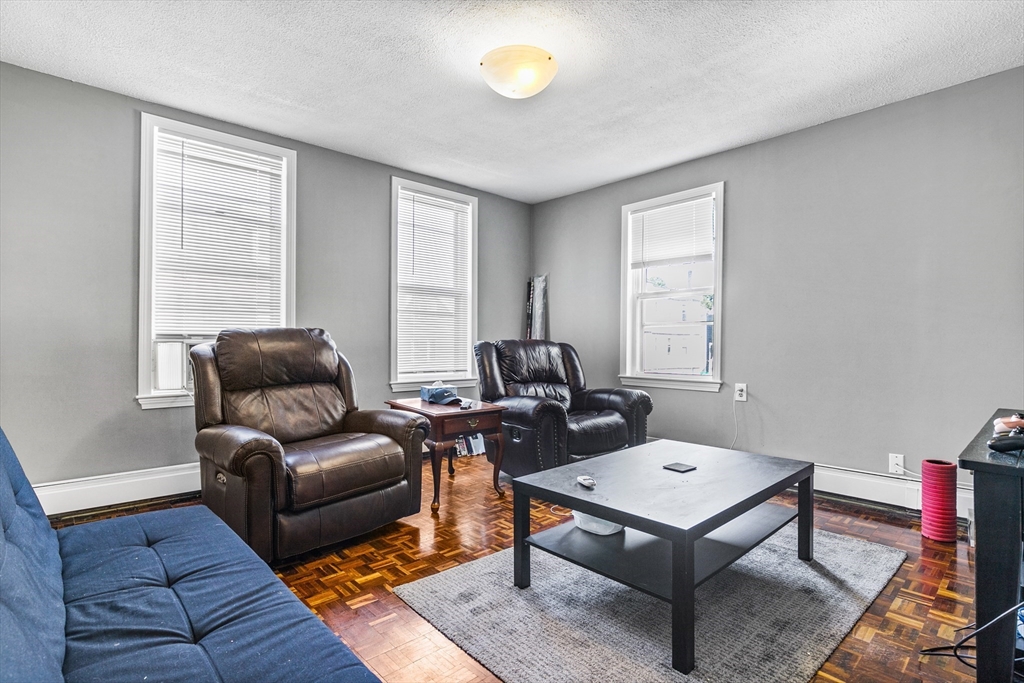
<box><xmin>395</xmin><ymin>186</ymin><xmax>473</xmax><ymax>378</ymax></box>
<box><xmin>629</xmin><ymin>195</ymin><xmax>715</xmax><ymax>269</ymax></box>
<box><xmin>137</xmin><ymin>113</ymin><xmax>295</xmax><ymax>409</ymax></box>
<box><xmin>619</xmin><ymin>182</ymin><xmax>724</xmax><ymax>392</ymax></box>
<box><xmin>152</xmin><ymin>130</ymin><xmax>286</xmax><ymax>337</ymax></box>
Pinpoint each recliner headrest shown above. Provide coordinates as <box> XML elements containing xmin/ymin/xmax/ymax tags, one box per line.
<box><xmin>494</xmin><ymin>339</ymin><xmax>568</xmax><ymax>386</ymax></box>
<box><xmin>215</xmin><ymin>328</ymin><xmax>340</xmax><ymax>391</ymax></box>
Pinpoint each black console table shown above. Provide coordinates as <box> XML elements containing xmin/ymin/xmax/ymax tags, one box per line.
<box><xmin>958</xmin><ymin>408</ymin><xmax>1024</xmax><ymax>682</ymax></box>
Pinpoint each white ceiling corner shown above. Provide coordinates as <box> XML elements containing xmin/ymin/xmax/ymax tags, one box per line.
<box><xmin>1</xmin><ymin>0</ymin><xmax>1022</xmax><ymax>204</ymax></box>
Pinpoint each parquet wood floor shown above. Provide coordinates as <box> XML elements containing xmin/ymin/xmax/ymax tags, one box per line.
<box><xmin>51</xmin><ymin>455</ymin><xmax>978</xmax><ymax>682</ymax></box>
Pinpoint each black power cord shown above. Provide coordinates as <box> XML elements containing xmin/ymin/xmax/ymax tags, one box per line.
<box><xmin>920</xmin><ymin>600</ymin><xmax>1024</xmax><ymax>670</ymax></box>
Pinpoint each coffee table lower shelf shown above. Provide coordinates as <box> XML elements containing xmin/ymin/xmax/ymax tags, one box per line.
<box><xmin>524</xmin><ymin>501</ymin><xmax>797</xmax><ymax>601</ymax></box>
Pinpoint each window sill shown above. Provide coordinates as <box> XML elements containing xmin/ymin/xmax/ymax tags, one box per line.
<box><xmin>390</xmin><ymin>377</ymin><xmax>478</xmax><ymax>393</ymax></box>
<box><xmin>137</xmin><ymin>392</ymin><xmax>194</xmax><ymax>409</ymax></box>
<box><xmin>619</xmin><ymin>375</ymin><xmax>722</xmax><ymax>392</ymax></box>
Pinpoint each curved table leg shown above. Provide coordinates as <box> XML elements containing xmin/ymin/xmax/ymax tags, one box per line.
<box><xmin>426</xmin><ymin>439</ymin><xmax>441</xmax><ymax>512</ymax></box>
<box><xmin>427</xmin><ymin>439</ymin><xmax>454</xmax><ymax>512</ymax></box>
<box><xmin>484</xmin><ymin>432</ymin><xmax>505</xmax><ymax>496</ymax></box>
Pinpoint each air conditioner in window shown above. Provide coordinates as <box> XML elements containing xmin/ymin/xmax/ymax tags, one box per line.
<box><xmin>154</xmin><ymin>338</ymin><xmax>212</xmax><ymax>392</ymax></box>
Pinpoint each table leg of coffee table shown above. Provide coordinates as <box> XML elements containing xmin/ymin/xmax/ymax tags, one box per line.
<box><xmin>671</xmin><ymin>539</ymin><xmax>696</xmax><ymax>674</ymax></box>
<box><xmin>798</xmin><ymin>474</ymin><xmax>814</xmax><ymax>561</ymax></box>
<box><xmin>513</xmin><ymin>490</ymin><xmax>531</xmax><ymax>588</ymax></box>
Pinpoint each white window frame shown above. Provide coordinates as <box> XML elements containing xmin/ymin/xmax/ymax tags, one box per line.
<box><xmin>389</xmin><ymin>177</ymin><xmax>479</xmax><ymax>393</ymax></box>
<box><xmin>619</xmin><ymin>182</ymin><xmax>725</xmax><ymax>392</ymax></box>
<box><xmin>136</xmin><ymin>113</ymin><xmax>296</xmax><ymax>409</ymax></box>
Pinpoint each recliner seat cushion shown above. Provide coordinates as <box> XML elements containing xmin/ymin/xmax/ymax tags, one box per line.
<box><xmin>58</xmin><ymin>505</ymin><xmax>377</xmax><ymax>683</ymax></box>
<box><xmin>566</xmin><ymin>410</ymin><xmax>629</xmax><ymax>456</ymax></box>
<box><xmin>284</xmin><ymin>433</ymin><xmax>405</xmax><ymax>510</ymax></box>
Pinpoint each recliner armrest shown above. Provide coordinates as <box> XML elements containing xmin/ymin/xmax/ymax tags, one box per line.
<box><xmin>494</xmin><ymin>396</ymin><xmax>569</xmax><ymax>472</ymax></box>
<box><xmin>343</xmin><ymin>409</ymin><xmax>429</xmax><ymax>458</ymax></box>
<box><xmin>496</xmin><ymin>395</ymin><xmax>568</xmax><ymax>427</ymax></box>
<box><xmin>571</xmin><ymin>388</ymin><xmax>653</xmax><ymax>447</ymax></box>
<box><xmin>571</xmin><ymin>388</ymin><xmax>653</xmax><ymax>416</ymax></box>
<box><xmin>195</xmin><ymin>424</ymin><xmax>287</xmax><ymax>477</ymax></box>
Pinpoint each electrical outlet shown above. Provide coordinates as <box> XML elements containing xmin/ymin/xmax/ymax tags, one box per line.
<box><xmin>888</xmin><ymin>453</ymin><xmax>904</xmax><ymax>474</ymax></box>
<box><xmin>734</xmin><ymin>383</ymin><xmax>747</xmax><ymax>402</ymax></box>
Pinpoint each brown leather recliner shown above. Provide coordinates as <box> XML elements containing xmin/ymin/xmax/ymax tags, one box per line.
<box><xmin>190</xmin><ymin>328</ymin><xmax>429</xmax><ymax>562</ymax></box>
<box><xmin>474</xmin><ymin>339</ymin><xmax>653</xmax><ymax>478</ymax></box>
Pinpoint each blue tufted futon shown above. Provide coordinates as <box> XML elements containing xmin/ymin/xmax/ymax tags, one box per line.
<box><xmin>0</xmin><ymin>428</ymin><xmax>379</xmax><ymax>683</ymax></box>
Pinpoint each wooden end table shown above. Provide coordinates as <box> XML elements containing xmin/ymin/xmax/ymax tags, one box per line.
<box><xmin>385</xmin><ymin>398</ymin><xmax>506</xmax><ymax>512</ymax></box>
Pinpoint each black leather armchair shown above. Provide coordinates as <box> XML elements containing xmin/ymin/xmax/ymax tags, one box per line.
<box><xmin>474</xmin><ymin>339</ymin><xmax>653</xmax><ymax>477</ymax></box>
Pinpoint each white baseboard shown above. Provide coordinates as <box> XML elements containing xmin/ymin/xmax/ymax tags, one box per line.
<box><xmin>31</xmin><ymin>456</ymin><xmax>973</xmax><ymax>521</ymax></box>
<box><xmin>34</xmin><ymin>462</ymin><xmax>200</xmax><ymax>516</ymax></box>
<box><xmin>814</xmin><ymin>463</ymin><xmax>973</xmax><ymax>520</ymax></box>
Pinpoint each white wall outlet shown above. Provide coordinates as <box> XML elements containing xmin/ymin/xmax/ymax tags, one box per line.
<box><xmin>888</xmin><ymin>453</ymin><xmax>905</xmax><ymax>474</ymax></box>
<box><xmin>734</xmin><ymin>383</ymin><xmax>747</xmax><ymax>402</ymax></box>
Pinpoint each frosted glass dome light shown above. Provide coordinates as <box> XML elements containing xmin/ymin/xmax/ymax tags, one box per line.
<box><xmin>479</xmin><ymin>45</ymin><xmax>558</xmax><ymax>99</ymax></box>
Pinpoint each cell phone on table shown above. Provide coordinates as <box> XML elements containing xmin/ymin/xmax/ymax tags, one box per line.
<box><xmin>663</xmin><ymin>462</ymin><xmax>696</xmax><ymax>474</ymax></box>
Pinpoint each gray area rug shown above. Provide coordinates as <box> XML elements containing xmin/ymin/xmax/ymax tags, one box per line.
<box><xmin>394</xmin><ymin>523</ymin><xmax>906</xmax><ymax>683</ymax></box>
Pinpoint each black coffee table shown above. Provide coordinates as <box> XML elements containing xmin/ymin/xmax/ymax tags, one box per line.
<box><xmin>512</xmin><ymin>439</ymin><xmax>814</xmax><ymax>674</ymax></box>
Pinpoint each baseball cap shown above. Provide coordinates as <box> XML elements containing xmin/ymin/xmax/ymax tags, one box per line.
<box><xmin>425</xmin><ymin>387</ymin><xmax>462</xmax><ymax>405</ymax></box>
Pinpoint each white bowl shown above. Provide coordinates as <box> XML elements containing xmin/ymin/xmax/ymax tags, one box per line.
<box><xmin>572</xmin><ymin>511</ymin><xmax>624</xmax><ymax>535</ymax></box>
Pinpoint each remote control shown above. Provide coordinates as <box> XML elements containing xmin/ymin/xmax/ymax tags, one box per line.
<box><xmin>576</xmin><ymin>475</ymin><xmax>596</xmax><ymax>489</ymax></box>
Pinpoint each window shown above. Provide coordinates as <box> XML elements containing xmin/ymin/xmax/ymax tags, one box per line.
<box><xmin>620</xmin><ymin>182</ymin><xmax>724</xmax><ymax>391</ymax></box>
<box><xmin>137</xmin><ymin>114</ymin><xmax>295</xmax><ymax>408</ymax></box>
<box><xmin>390</xmin><ymin>177</ymin><xmax>478</xmax><ymax>392</ymax></box>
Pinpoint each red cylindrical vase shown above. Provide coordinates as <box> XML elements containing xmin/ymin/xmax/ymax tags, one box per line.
<box><xmin>921</xmin><ymin>459</ymin><xmax>958</xmax><ymax>542</ymax></box>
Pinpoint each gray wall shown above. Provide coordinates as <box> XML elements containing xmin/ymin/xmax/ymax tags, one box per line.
<box><xmin>532</xmin><ymin>67</ymin><xmax>1024</xmax><ymax>478</ymax></box>
<box><xmin>0</xmin><ymin>62</ymin><xmax>532</xmax><ymax>483</ymax></box>
<box><xmin>3</xmin><ymin>61</ymin><xmax>1021</xmax><ymax>486</ymax></box>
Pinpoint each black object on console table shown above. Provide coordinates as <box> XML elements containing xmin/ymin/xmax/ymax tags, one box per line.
<box><xmin>958</xmin><ymin>408</ymin><xmax>1024</xmax><ymax>683</ymax></box>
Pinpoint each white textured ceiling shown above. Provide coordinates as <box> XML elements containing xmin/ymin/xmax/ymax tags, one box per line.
<box><xmin>1</xmin><ymin>1</ymin><xmax>1022</xmax><ymax>203</ymax></box>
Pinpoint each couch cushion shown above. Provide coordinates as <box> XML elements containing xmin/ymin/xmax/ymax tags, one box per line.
<box><xmin>0</xmin><ymin>428</ymin><xmax>65</xmax><ymax>683</ymax></box>
<box><xmin>284</xmin><ymin>433</ymin><xmax>405</xmax><ymax>510</ymax></box>
<box><xmin>566</xmin><ymin>410</ymin><xmax>629</xmax><ymax>456</ymax></box>
<box><xmin>59</xmin><ymin>505</ymin><xmax>378</xmax><ymax>683</ymax></box>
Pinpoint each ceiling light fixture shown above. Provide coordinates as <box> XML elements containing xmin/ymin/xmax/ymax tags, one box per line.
<box><xmin>479</xmin><ymin>45</ymin><xmax>558</xmax><ymax>99</ymax></box>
